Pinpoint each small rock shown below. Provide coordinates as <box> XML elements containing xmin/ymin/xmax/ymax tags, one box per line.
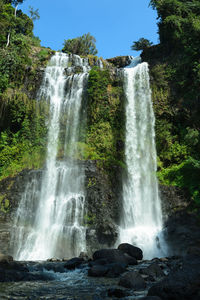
<box><xmin>93</xmin><ymin>249</ymin><xmax>127</xmax><ymax>265</ymax></box>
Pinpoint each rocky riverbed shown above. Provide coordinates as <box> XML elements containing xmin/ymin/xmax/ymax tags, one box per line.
<box><xmin>0</xmin><ymin>243</ymin><xmax>200</xmax><ymax>300</ymax></box>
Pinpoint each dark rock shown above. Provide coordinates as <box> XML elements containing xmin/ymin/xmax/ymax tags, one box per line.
<box><xmin>140</xmin><ymin>297</ymin><xmax>162</xmax><ymax>300</ymax></box>
<box><xmin>118</xmin><ymin>243</ymin><xmax>143</xmax><ymax>260</ymax></box>
<box><xmin>88</xmin><ymin>262</ymin><xmax>126</xmax><ymax>278</ymax></box>
<box><xmin>93</xmin><ymin>249</ymin><xmax>127</xmax><ymax>265</ymax></box>
<box><xmin>88</xmin><ymin>258</ymin><xmax>108</xmax><ymax>267</ymax></box>
<box><xmin>124</xmin><ymin>253</ymin><xmax>138</xmax><ymax>265</ymax></box>
<box><xmin>107</xmin><ymin>288</ymin><xmax>129</xmax><ymax>298</ymax></box>
<box><xmin>106</xmin><ymin>56</ymin><xmax>132</xmax><ymax>68</ymax></box>
<box><xmin>85</xmin><ymin>160</ymin><xmax>121</xmax><ymax>254</ymax></box>
<box><xmin>88</xmin><ymin>265</ymin><xmax>108</xmax><ymax>277</ymax></box>
<box><xmin>148</xmin><ymin>256</ymin><xmax>200</xmax><ymax>300</ymax></box>
<box><xmin>140</xmin><ymin>263</ymin><xmax>164</xmax><ymax>278</ymax></box>
<box><xmin>119</xmin><ymin>271</ymin><xmax>146</xmax><ymax>289</ymax></box>
<box><xmin>35</xmin><ymin>262</ymin><xmax>66</xmax><ymax>273</ymax></box>
<box><xmin>79</xmin><ymin>251</ymin><xmax>89</xmax><ymax>261</ymax></box>
<box><xmin>105</xmin><ymin>263</ymin><xmax>126</xmax><ymax>278</ymax></box>
<box><xmin>187</xmin><ymin>246</ymin><xmax>200</xmax><ymax>256</ymax></box>
<box><xmin>0</xmin><ymin>261</ymin><xmax>55</xmax><ymax>282</ymax></box>
<box><xmin>64</xmin><ymin>257</ymin><xmax>84</xmax><ymax>270</ymax></box>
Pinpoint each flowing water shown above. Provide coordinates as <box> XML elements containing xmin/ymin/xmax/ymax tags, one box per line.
<box><xmin>119</xmin><ymin>57</ymin><xmax>167</xmax><ymax>259</ymax></box>
<box><xmin>12</xmin><ymin>52</ymin><xmax>92</xmax><ymax>261</ymax></box>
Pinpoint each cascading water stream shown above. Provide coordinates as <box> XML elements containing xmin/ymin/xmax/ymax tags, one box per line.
<box><xmin>12</xmin><ymin>52</ymin><xmax>92</xmax><ymax>260</ymax></box>
<box><xmin>119</xmin><ymin>57</ymin><xmax>167</xmax><ymax>259</ymax></box>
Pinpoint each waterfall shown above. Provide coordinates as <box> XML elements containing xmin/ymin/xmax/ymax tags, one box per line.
<box><xmin>119</xmin><ymin>57</ymin><xmax>167</xmax><ymax>259</ymax></box>
<box><xmin>12</xmin><ymin>52</ymin><xmax>92</xmax><ymax>260</ymax></box>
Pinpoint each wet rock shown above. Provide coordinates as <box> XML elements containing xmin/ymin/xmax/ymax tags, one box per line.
<box><xmin>140</xmin><ymin>263</ymin><xmax>164</xmax><ymax>278</ymax></box>
<box><xmin>0</xmin><ymin>253</ymin><xmax>13</xmax><ymax>263</ymax></box>
<box><xmin>105</xmin><ymin>263</ymin><xmax>126</xmax><ymax>278</ymax></box>
<box><xmin>119</xmin><ymin>271</ymin><xmax>146</xmax><ymax>289</ymax></box>
<box><xmin>64</xmin><ymin>257</ymin><xmax>84</xmax><ymax>270</ymax></box>
<box><xmin>140</xmin><ymin>297</ymin><xmax>162</xmax><ymax>300</ymax></box>
<box><xmin>88</xmin><ymin>262</ymin><xmax>126</xmax><ymax>278</ymax></box>
<box><xmin>79</xmin><ymin>251</ymin><xmax>89</xmax><ymax>261</ymax></box>
<box><xmin>93</xmin><ymin>249</ymin><xmax>127</xmax><ymax>265</ymax></box>
<box><xmin>89</xmin><ymin>258</ymin><xmax>108</xmax><ymax>267</ymax></box>
<box><xmin>107</xmin><ymin>287</ymin><xmax>129</xmax><ymax>298</ymax></box>
<box><xmin>35</xmin><ymin>262</ymin><xmax>66</xmax><ymax>273</ymax></box>
<box><xmin>148</xmin><ymin>256</ymin><xmax>200</xmax><ymax>300</ymax></box>
<box><xmin>124</xmin><ymin>253</ymin><xmax>138</xmax><ymax>265</ymax></box>
<box><xmin>88</xmin><ymin>265</ymin><xmax>109</xmax><ymax>277</ymax></box>
<box><xmin>118</xmin><ymin>243</ymin><xmax>143</xmax><ymax>260</ymax></box>
<box><xmin>47</xmin><ymin>258</ymin><xmax>62</xmax><ymax>262</ymax></box>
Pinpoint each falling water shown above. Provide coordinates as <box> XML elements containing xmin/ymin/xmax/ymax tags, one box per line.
<box><xmin>119</xmin><ymin>57</ymin><xmax>167</xmax><ymax>259</ymax></box>
<box><xmin>12</xmin><ymin>52</ymin><xmax>93</xmax><ymax>260</ymax></box>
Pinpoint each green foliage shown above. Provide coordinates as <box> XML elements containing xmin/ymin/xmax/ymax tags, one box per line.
<box><xmin>158</xmin><ymin>158</ymin><xmax>200</xmax><ymax>206</ymax></box>
<box><xmin>62</xmin><ymin>33</ymin><xmax>97</xmax><ymax>56</ymax></box>
<box><xmin>37</xmin><ymin>49</ymin><xmax>49</xmax><ymax>61</ymax></box>
<box><xmin>131</xmin><ymin>38</ymin><xmax>153</xmax><ymax>51</ymax></box>
<box><xmin>86</xmin><ymin>67</ymin><xmax>125</xmax><ymax>173</ymax></box>
<box><xmin>0</xmin><ymin>95</ymin><xmax>48</xmax><ymax>179</ymax></box>
<box><xmin>28</xmin><ymin>6</ymin><xmax>40</xmax><ymax>22</ymax></box>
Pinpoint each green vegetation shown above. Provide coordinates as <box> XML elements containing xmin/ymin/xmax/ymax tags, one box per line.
<box><xmin>0</xmin><ymin>94</ymin><xmax>48</xmax><ymax>179</ymax></box>
<box><xmin>0</xmin><ymin>0</ymin><xmax>51</xmax><ymax>180</ymax></box>
<box><xmin>131</xmin><ymin>38</ymin><xmax>153</xmax><ymax>51</ymax></box>
<box><xmin>144</xmin><ymin>0</ymin><xmax>200</xmax><ymax>208</ymax></box>
<box><xmin>84</xmin><ymin>67</ymin><xmax>125</xmax><ymax>177</ymax></box>
<box><xmin>62</xmin><ymin>33</ymin><xmax>97</xmax><ymax>56</ymax></box>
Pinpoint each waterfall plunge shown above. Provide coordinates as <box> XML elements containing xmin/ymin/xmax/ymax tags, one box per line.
<box><xmin>119</xmin><ymin>57</ymin><xmax>167</xmax><ymax>259</ymax></box>
<box><xmin>12</xmin><ymin>53</ymin><xmax>91</xmax><ymax>260</ymax></box>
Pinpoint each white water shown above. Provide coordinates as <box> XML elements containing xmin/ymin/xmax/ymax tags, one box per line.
<box><xmin>12</xmin><ymin>53</ymin><xmax>92</xmax><ymax>260</ymax></box>
<box><xmin>119</xmin><ymin>57</ymin><xmax>167</xmax><ymax>259</ymax></box>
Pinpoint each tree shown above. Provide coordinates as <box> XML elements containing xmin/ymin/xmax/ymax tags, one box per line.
<box><xmin>62</xmin><ymin>33</ymin><xmax>98</xmax><ymax>56</ymax></box>
<box><xmin>131</xmin><ymin>38</ymin><xmax>153</xmax><ymax>51</ymax></box>
<box><xmin>29</xmin><ymin>6</ymin><xmax>40</xmax><ymax>22</ymax></box>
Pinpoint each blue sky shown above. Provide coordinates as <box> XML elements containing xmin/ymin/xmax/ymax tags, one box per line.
<box><xmin>20</xmin><ymin>0</ymin><xmax>158</xmax><ymax>59</ymax></box>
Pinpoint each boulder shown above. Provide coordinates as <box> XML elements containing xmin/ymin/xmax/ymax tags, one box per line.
<box><xmin>107</xmin><ymin>288</ymin><xmax>129</xmax><ymax>298</ymax></box>
<box><xmin>93</xmin><ymin>249</ymin><xmax>127</xmax><ymax>265</ymax></box>
<box><xmin>148</xmin><ymin>256</ymin><xmax>200</xmax><ymax>300</ymax></box>
<box><xmin>105</xmin><ymin>263</ymin><xmax>126</xmax><ymax>278</ymax></box>
<box><xmin>119</xmin><ymin>271</ymin><xmax>146</xmax><ymax>289</ymax></box>
<box><xmin>124</xmin><ymin>253</ymin><xmax>138</xmax><ymax>265</ymax></box>
<box><xmin>89</xmin><ymin>258</ymin><xmax>108</xmax><ymax>267</ymax></box>
<box><xmin>118</xmin><ymin>243</ymin><xmax>143</xmax><ymax>260</ymax></box>
<box><xmin>140</xmin><ymin>263</ymin><xmax>164</xmax><ymax>278</ymax></box>
<box><xmin>88</xmin><ymin>265</ymin><xmax>108</xmax><ymax>277</ymax></box>
<box><xmin>88</xmin><ymin>262</ymin><xmax>126</xmax><ymax>278</ymax></box>
<box><xmin>64</xmin><ymin>257</ymin><xmax>84</xmax><ymax>270</ymax></box>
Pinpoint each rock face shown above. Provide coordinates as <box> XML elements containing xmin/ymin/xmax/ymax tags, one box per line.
<box><xmin>106</xmin><ymin>56</ymin><xmax>132</xmax><ymax>68</ymax></box>
<box><xmin>0</xmin><ymin>160</ymin><xmax>121</xmax><ymax>256</ymax></box>
<box><xmin>148</xmin><ymin>255</ymin><xmax>200</xmax><ymax>300</ymax></box>
<box><xmin>0</xmin><ymin>169</ymin><xmax>43</xmax><ymax>254</ymax></box>
<box><xmin>84</xmin><ymin>160</ymin><xmax>121</xmax><ymax>255</ymax></box>
<box><xmin>160</xmin><ymin>185</ymin><xmax>200</xmax><ymax>255</ymax></box>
